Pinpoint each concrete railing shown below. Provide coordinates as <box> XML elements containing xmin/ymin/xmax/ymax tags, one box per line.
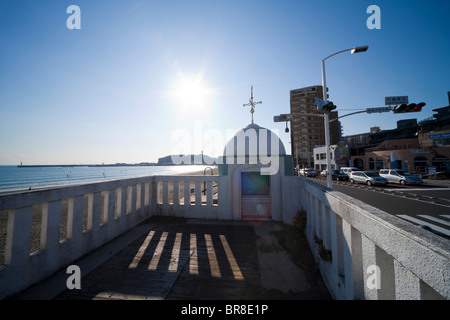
<box><xmin>0</xmin><ymin>174</ymin><xmax>230</xmax><ymax>299</ymax></box>
<box><xmin>1</xmin><ymin>174</ymin><xmax>449</xmax><ymax>300</ymax></box>
<box><xmin>0</xmin><ymin>176</ymin><xmax>155</xmax><ymax>299</ymax></box>
<box><xmin>281</xmin><ymin>176</ymin><xmax>449</xmax><ymax>300</ymax></box>
<box><xmin>152</xmin><ymin>175</ymin><xmax>234</xmax><ymax>220</ymax></box>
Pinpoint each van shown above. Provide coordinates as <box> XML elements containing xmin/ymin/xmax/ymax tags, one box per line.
<box><xmin>340</xmin><ymin>167</ymin><xmax>360</xmax><ymax>177</ymax></box>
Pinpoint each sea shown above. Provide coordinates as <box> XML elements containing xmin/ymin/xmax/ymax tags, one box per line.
<box><xmin>0</xmin><ymin>165</ymin><xmax>214</xmax><ymax>193</ymax></box>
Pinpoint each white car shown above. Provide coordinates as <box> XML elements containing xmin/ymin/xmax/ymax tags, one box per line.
<box><xmin>349</xmin><ymin>171</ymin><xmax>388</xmax><ymax>186</ymax></box>
<box><xmin>379</xmin><ymin>169</ymin><xmax>423</xmax><ymax>185</ymax></box>
<box><xmin>299</xmin><ymin>168</ymin><xmax>318</xmax><ymax>177</ymax></box>
<box><xmin>341</xmin><ymin>167</ymin><xmax>360</xmax><ymax>177</ymax></box>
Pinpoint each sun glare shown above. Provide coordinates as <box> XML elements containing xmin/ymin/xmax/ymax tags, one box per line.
<box><xmin>171</xmin><ymin>75</ymin><xmax>212</xmax><ymax>111</ymax></box>
<box><xmin>180</xmin><ymin>81</ymin><xmax>206</xmax><ymax>106</ymax></box>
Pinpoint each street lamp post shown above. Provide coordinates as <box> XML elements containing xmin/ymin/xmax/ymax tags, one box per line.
<box><xmin>322</xmin><ymin>45</ymin><xmax>368</xmax><ymax>188</ymax></box>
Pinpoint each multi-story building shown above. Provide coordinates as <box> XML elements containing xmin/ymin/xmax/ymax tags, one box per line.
<box><xmin>313</xmin><ymin>144</ymin><xmax>350</xmax><ymax>171</ymax></box>
<box><xmin>290</xmin><ymin>85</ymin><xmax>340</xmax><ymax>169</ymax></box>
<box><xmin>343</xmin><ymin>93</ymin><xmax>450</xmax><ymax>175</ymax></box>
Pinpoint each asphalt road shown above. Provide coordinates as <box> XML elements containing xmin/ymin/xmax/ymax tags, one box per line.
<box><xmin>310</xmin><ymin>178</ymin><xmax>450</xmax><ymax>239</ymax></box>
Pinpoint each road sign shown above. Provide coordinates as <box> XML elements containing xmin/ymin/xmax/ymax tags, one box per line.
<box><xmin>366</xmin><ymin>107</ymin><xmax>391</xmax><ymax>114</ymax></box>
<box><xmin>385</xmin><ymin>96</ymin><xmax>408</xmax><ymax>105</ymax></box>
<box><xmin>274</xmin><ymin>114</ymin><xmax>291</xmax><ymax>122</ymax></box>
<box><xmin>429</xmin><ymin>133</ymin><xmax>450</xmax><ymax>139</ymax></box>
<box><xmin>315</xmin><ymin>97</ymin><xmax>327</xmax><ymax>108</ymax></box>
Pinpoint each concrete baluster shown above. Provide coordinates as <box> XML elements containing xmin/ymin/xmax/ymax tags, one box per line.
<box><xmin>362</xmin><ymin>235</ymin><xmax>378</xmax><ymax>300</ymax></box>
<box><xmin>375</xmin><ymin>246</ymin><xmax>395</xmax><ymax>300</ymax></box>
<box><xmin>91</xmin><ymin>192</ymin><xmax>102</xmax><ymax>246</ymax></box>
<box><xmin>114</xmin><ymin>188</ymin><xmax>122</xmax><ymax>220</ymax></box>
<box><xmin>126</xmin><ymin>186</ymin><xmax>133</xmax><ymax>215</ymax></box>
<box><xmin>206</xmin><ymin>181</ymin><xmax>213</xmax><ymax>207</ymax></box>
<box><xmin>41</xmin><ymin>201</ymin><xmax>62</xmax><ymax>270</ymax></box>
<box><xmin>173</xmin><ymin>180</ymin><xmax>180</xmax><ymax>208</ymax></box>
<box><xmin>162</xmin><ymin>181</ymin><xmax>169</xmax><ymax>209</ymax></box>
<box><xmin>5</xmin><ymin>208</ymin><xmax>32</xmax><ymax>268</ymax></box>
<box><xmin>184</xmin><ymin>181</ymin><xmax>190</xmax><ymax>207</ymax></box>
<box><xmin>195</xmin><ymin>181</ymin><xmax>202</xmax><ymax>208</ymax></box>
<box><xmin>85</xmin><ymin>194</ymin><xmax>94</xmax><ymax>231</ymax></box>
<box><xmin>394</xmin><ymin>259</ymin><xmax>421</xmax><ymax>300</ymax></box>
<box><xmin>341</xmin><ymin>220</ymin><xmax>354</xmax><ymax>299</ymax></box>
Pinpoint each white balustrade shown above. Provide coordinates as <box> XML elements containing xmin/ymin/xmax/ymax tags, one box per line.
<box><xmin>152</xmin><ymin>175</ymin><xmax>221</xmax><ymax>219</ymax></box>
<box><xmin>0</xmin><ymin>174</ymin><xmax>227</xmax><ymax>298</ymax></box>
<box><xmin>0</xmin><ymin>174</ymin><xmax>448</xmax><ymax>300</ymax></box>
<box><xmin>0</xmin><ymin>176</ymin><xmax>154</xmax><ymax>299</ymax></box>
<box><xmin>282</xmin><ymin>176</ymin><xmax>449</xmax><ymax>300</ymax></box>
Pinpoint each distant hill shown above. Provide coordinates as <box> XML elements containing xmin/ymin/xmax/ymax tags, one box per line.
<box><xmin>157</xmin><ymin>154</ymin><xmax>218</xmax><ymax>165</ymax></box>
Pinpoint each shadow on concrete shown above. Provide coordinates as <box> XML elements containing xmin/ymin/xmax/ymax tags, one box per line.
<box><xmin>18</xmin><ymin>216</ymin><xmax>331</xmax><ymax>300</ymax></box>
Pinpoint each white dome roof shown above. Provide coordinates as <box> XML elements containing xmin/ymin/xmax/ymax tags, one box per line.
<box><xmin>223</xmin><ymin>123</ymin><xmax>286</xmax><ymax>157</ymax></box>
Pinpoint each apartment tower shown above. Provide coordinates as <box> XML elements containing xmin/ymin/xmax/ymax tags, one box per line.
<box><xmin>290</xmin><ymin>85</ymin><xmax>340</xmax><ymax>169</ymax></box>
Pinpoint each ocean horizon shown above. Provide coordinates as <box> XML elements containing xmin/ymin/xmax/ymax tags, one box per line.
<box><xmin>0</xmin><ymin>165</ymin><xmax>216</xmax><ymax>193</ymax></box>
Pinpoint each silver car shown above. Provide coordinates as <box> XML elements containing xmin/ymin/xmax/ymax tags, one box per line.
<box><xmin>349</xmin><ymin>171</ymin><xmax>388</xmax><ymax>186</ymax></box>
<box><xmin>379</xmin><ymin>169</ymin><xmax>423</xmax><ymax>185</ymax></box>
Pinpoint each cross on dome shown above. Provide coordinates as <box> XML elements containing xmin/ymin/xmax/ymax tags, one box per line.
<box><xmin>243</xmin><ymin>85</ymin><xmax>262</xmax><ymax>124</ymax></box>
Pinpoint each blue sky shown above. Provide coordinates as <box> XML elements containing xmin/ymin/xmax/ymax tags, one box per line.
<box><xmin>0</xmin><ymin>0</ymin><xmax>449</xmax><ymax>165</ymax></box>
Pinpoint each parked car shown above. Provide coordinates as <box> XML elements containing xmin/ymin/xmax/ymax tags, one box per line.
<box><xmin>299</xmin><ymin>168</ymin><xmax>318</xmax><ymax>177</ymax></box>
<box><xmin>341</xmin><ymin>167</ymin><xmax>361</xmax><ymax>177</ymax></box>
<box><xmin>331</xmin><ymin>170</ymin><xmax>349</xmax><ymax>181</ymax></box>
<box><xmin>379</xmin><ymin>169</ymin><xmax>423</xmax><ymax>185</ymax></box>
<box><xmin>349</xmin><ymin>171</ymin><xmax>388</xmax><ymax>186</ymax></box>
<box><xmin>320</xmin><ymin>169</ymin><xmax>349</xmax><ymax>181</ymax></box>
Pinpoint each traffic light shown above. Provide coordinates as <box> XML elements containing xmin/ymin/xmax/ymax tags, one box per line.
<box><xmin>319</xmin><ymin>101</ymin><xmax>337</xmax><ymax>113</ymax></box>
<box><xmin>393</xmin><ymin>102</ymin><xmax>426</xmax><ymax>113</ymax></box>
<box><xmin>413</xmin><ymin>102</ymin><xmax>426</xmax><ymax>112</ymax></box>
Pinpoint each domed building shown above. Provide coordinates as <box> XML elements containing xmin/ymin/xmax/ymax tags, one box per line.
<box><xmin>218</xmin><ymin>123</ymin><xmax>293</xmax><ymax>220</ymax></box>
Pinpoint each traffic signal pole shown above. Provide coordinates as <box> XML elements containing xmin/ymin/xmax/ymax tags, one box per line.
<box><xmin>321</xmin><ymin>59</ymin><xmax>333</xmax><ymax>189</ymax></box>
<box><xmin>328</xmin><ymin>107</ymin><xmax>391</xmax><ymax>123</ymax></box>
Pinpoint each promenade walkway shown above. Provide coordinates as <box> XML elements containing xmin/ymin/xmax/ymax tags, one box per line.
<box><xmin>14</xmin><ymin>216</ymin><xmax>331</xmax><ymax>300</ymax></box>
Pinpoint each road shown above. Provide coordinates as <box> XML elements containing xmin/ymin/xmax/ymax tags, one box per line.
<box><xmin>310</xmin><ymin>177</ymin><xmax>450</xmax><ymax>239</ymax></box>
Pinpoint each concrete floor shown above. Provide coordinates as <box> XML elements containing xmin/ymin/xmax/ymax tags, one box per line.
<box><xmin>14</xmin><ymin>216</ymin><xmax>331</xmax><ymax>300</ymax></box>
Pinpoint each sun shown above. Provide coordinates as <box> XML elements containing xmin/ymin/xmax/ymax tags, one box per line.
<box><xmin>171</xmin><ymin>75</ymin><xmax>212</xmax><ymax>111</ymax></box>
<box><xmin>179</xmin><ymin>81</ymin><xmax>207</xmax><ymax>107</ymax></box>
